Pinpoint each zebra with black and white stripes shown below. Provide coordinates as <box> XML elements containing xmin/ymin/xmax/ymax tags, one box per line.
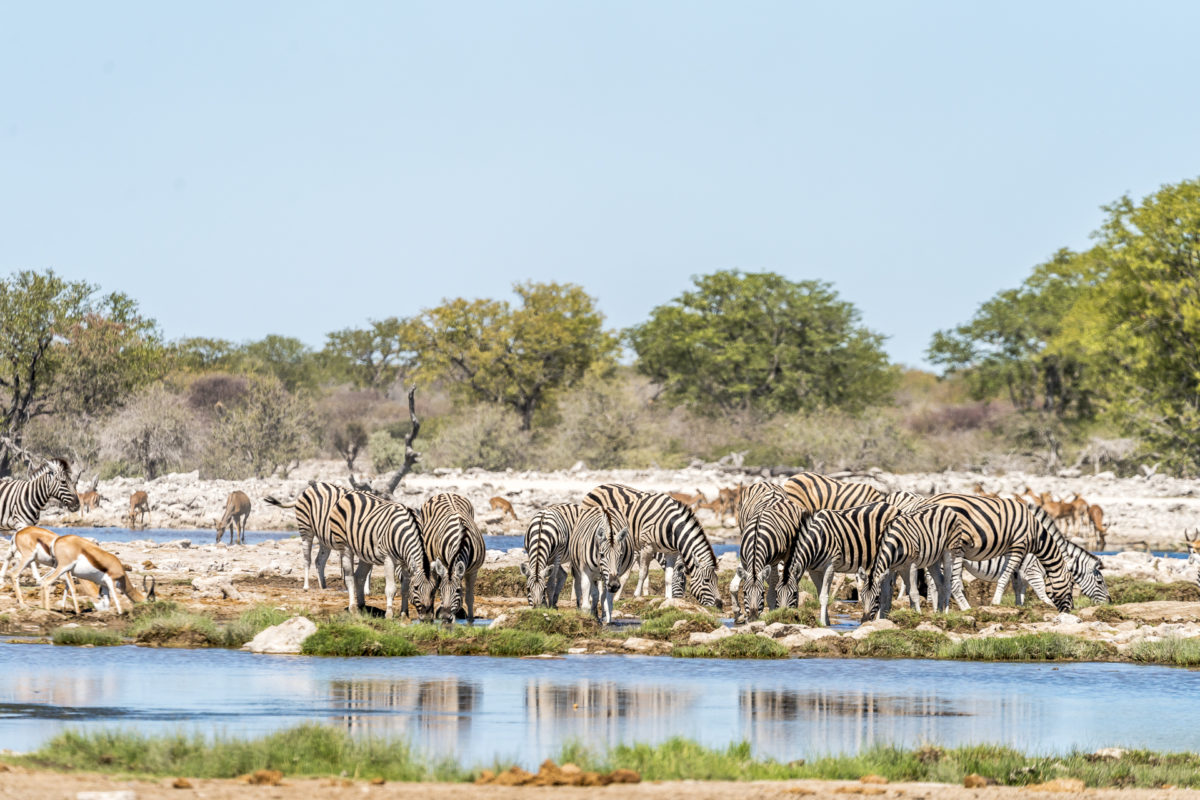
<box><xmin>583</xmin><ymin>484</ymin><xmax>679</xmax><ymax>598</ymax></box>
<box><xmin>929</xmin><ymin>493</ymin><xmax>1074</xmax><ymax>612</ymax></box>
<box><xmin>0</xmin><ymin>458</ymin><xmax>80</xmax><ymax>531</ymax></box>
<box><xmin>777</xmin><ymin>500</ymin><xmax>901</xmax><ymax>626</ymax></box>
<box><xmin>326</xmin><ymin>491</ymin><xmax>436</xmax><ymax>618</ymax></box>
<box><xmin>521</xmin><ymin>504</ymin><xmax>575</xmax><ymax>608</ymax></box>
<box><xmin>585</xmin><ymin>484</ymin><xmax>722</xmax><ymax>608</ymax></box>
<box><xmin>422</xmin><ymin>493</ymin><xmax>486</xmax><ymax>624</ymax></box>
<box><xmin>264</xmin><ymin>481</ymin><xmax>347</xmax><ymax>590</ymax></box>
<box><xmin>730</xmin><ymin>482</ymin><xmax>806</xmax><ymax>621</ymax></box>
<box><xmin>861</xmin><ymin>504</ymin><xmax>969</xmax><ymax>621</ymax></box>
<box><xmin>567</xmin><ymin>505</ymin><xmax>635</xmax><ymax>623</ymax></box>
<box><xmin>783</xmin><ymin>471</ymin><xmax>883</xmax><ymax>514</ymax></box>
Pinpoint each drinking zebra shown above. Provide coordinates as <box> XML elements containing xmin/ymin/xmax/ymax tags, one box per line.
<box><xmin>860</xmin><ymin>504</ymin><xmax>970</xmax><ymax>621</ymax></box>
<box><xmin>422</xmin><ymin>493</ymin><xmax>486</xmax><ymax>624</ymax></box>
<box><xmin>585</xmin><ymin>484</ymin><xmax>722</xmax><ymax>608</ymax></box>
<box><xmin>567</xmin><ymin>505</ymin><xmax>635</xmax><ymax>622</ymax></box>
<box><xmin>264</xmin><ymin>481</ymin><xmax>347</xmax><ymax>590</ymax></box>
<box><xmin>326</xmin><ymin>491</ymin><xmax>435</xmax><ymax>618</ymax></box>
<box><xmin>777</xmin><ymin>500</ymin><xmax>901</xmax><ymax>626</ymax></box>
<box><xmin>929</xmin><ymin>493</ymin><xmax>1074</xmax><ymax>612</ymax></box>
<box><xmin>730</xmin><ymin>482</ymin><xmax>806</xmax><ymax>621</ymax></box>
<box><xmin>583</xmin><ymin>483</ymin><xmax>680</xmax><ymax>598</ymax></box>
<box><xmin>521</xmin><ymin>504</ymin><xmax>576</xmax><ymax>608</ymax></box>
<box><xmin>0</xmin><ymin>458</ymin><xmax>80</xmax><ymax>532</ymax></box>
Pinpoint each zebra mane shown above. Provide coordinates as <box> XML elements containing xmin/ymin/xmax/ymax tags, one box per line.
<box><xmin>1027</xmin><ymin>502</ymin><xmax>1100</xmax><ymax>565</ymax></box>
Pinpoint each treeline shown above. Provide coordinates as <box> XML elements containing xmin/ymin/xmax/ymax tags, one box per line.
<box><xmin>5</xmin><ymin>176</ymin><xmax>1199</xmax><ymax>479</ymax></box>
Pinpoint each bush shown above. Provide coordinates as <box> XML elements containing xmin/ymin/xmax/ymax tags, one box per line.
<box><xmin>201</xmin><ymin>376</ymin><xmax>316</xmax><ymax>479</ymax></box>
<box><xmin>425</xmin><ymin>404</ymin><xmax>531</xmax><ymax>471</ymax></box>
<box><xmin>99</xmin><ymin>386</ymin><xmax>198</xmax><ymax>479</ymax></box>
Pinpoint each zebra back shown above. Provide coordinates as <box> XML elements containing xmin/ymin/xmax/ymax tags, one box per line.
<box><xmin>583</xmin><ymin>483</ymin><xmax>649</xmax><ymax>515</ymax></box>
<box><xmin>883</xmin><ymin>490</ymin><xmax>928</xmax><ymax>513</ymax></box>
<box><xmin>735</xmin><ymin>481</ymin><xmax>786</xmax><ymax>531</ymax></box>
<box><xmin>783</xmin><ymin>471</ymin><xmax>883</xmax><ymax>514</ymax></box>
<box><xmin>623</xmin><ymin>492</ymin><xmax>721</xmax><ymax>608</ymax></box>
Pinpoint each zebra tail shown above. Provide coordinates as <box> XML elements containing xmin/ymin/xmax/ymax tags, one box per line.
<box><xmin>263</xmin><ymin>496</ymin><xmax>298</xmax><ymax>509</ymax></box>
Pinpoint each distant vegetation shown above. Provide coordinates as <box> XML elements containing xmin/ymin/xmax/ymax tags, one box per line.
<box><xmin>6</xmin><ymin>176</ymin><xmax>1200</xmax><ymax>478</ymax></box>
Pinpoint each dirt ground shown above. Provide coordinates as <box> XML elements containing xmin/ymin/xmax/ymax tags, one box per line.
<box><xmin>2</xmin><ymin>767</ymin><xmax>1199</xmax><ymax>800</ymax></box>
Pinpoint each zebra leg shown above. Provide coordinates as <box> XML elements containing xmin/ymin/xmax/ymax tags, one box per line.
<box><xmin>602</xmin><ymin>580</ymin><xmax>615</xmax><ymax>625</ymax></box>
<box><xmin>766</xmin><ymin>567</ymin><xmax>779</xmax><ymax>611</ymax></box>
<box><xmin>353</xmin><ymin>562</ymin><xmax>373</xmax><ymax>609</ymax></box>
<box><xmin>1022</xmin><ymin>558</ymin><xmax>1053</xmax><ymax>606</ymax></box>
<box><xmin>818</xmin><ymin>566</ymin><xmax>836</xmax><ymax>627</ymax></box>
<box><xmin>579</xmin><ymin>570</ymin><xmax>595</xmax><ymax>618</ymax></box>
<box><xmin>399</xmin><ymin>569</ymin><xmax>411</xmax><ymax>618</ymax></box>
<box><xmin>340</xmin><ymin>551</ymin><xmax>358</xmax><ymax>612</ymax></box>
<box><xmin>729</xmin><ymin>572</ymin><xmax>743</xmax><ymax>620</ymax></box>
<box><xmin>663</xmin><ymin>554</ymin><xmax>675</xmax><ymax>600</ymax></box>
<box><xmin>949</xmin><ymin>555</ymin><xmax>971</xmax><ymax>610</ymax></box>
<box><xmin>907</xmin><ymin>565</ymin><xmax>922</xmax><ymax>612</ymax></box>
<box><xmin>314</xmin><ymin>543</ymin><xmax>331</xmax><ymax>591</ymax></box>
<box><xmin>634</xmin><ymin>548</ymin><xmax>653</xmax><ymax>597</ymax></box>
<box><xmin>571</xmin><ymin>566</ymin><xmax>583</xmax><ymax>609</ymax></box>
<box><xmin>465</xmin><ymin>569</ymin><xmax>477</xmax><ymax>624</ymax></box>
<box><xmin>879</xmin><ymin>571</ymin><xmax>895</xmax><ymax>618</ymax></box>
<box><xmin>383</xmin><ymin>557</ymin><xmax>398</xmax><ymax>619</ymax></box>
<box><xmin>991</xmin><ymin>551</ymin><xmax>1026</xmax><ymax>605</ymax></box>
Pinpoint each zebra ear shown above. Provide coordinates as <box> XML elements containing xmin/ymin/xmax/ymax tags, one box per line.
<box><xmin>519</xmin><ymin>562</ymin><xmax>529</xmax><ymax>577</ymax></box>
<box><xmin>540</xmin><ymin>565</ymin><xmax>554</xmax><ymax>581</ymax></box>
<box><xmin>736</xmin><ymin>566</ymin><xmax>748</xmax><ymax>580</ymax></box>
<box><xmin>431</xmin><ymin>560</ymin><xmax>447</xmax><ymax>578</ymax></box>
<box><xmin>757</xmin><ymin>566</ymin><xmax>772</xmax><ymax>583</ymax></box>
<box><xmin>453</xmin><ymin>561</ymin><xmax>466</xmax><ymax>580</ymax></box>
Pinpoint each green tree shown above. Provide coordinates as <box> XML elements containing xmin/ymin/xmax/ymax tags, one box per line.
<box><xmin>241</xmin><ymin>335</ymin><xmax>322</xmax><ymax>392</ymax></box>
<box><xmin>628</xmin><ymin>270</ymin><xmax>895</xmax><ymax>413</ymax></box>
<box><xmin>0</xmin><ymin>270</ymin><xmax>166</xmax><ymax>476</ymax></box>
<box><xmin>203</xmin><ymin>377</ymin><xmax>316</xmax><ymax>478</ymax></box>
<box><xmin>416</xmin><ymin>282</ymin><xmax>617</xmax><ymax>429</ymax></box>
<box><xmin>322</xmin><ymin>317</ymin><xmax>419</xmax><ymax>392</ymax></box>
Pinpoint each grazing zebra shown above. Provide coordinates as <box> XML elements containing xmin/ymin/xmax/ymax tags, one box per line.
<box><xmin>264</xmin><ymin>481</ymin><xmax>347</xmax><ymax>590</ymax></box>
<box><xmin>521</xmin><ymin>505</ymin><xmax>575</xmax><ymax>608</ymax></box>
<box><xmin>583</xmin><ymin>484</ymin><xmax>679</xmax><ymax>598</ymax></box>
<box><xmin>567</xmin><ymin>505</ymin><xmax>635</xmax><ymax>622</ymax></box>
<box><xmin>585</xmin><ymin>484</ymin><xmax>722</xmax><ymax>608</ymax></box>
<box><xmin>929</xmin><ymin>493</ymin><xmax>1074</xmax><ymax>612</ymax></box>
<box><xmin>961</xmin><ymin>503</ymin><xmax>1109</xmax><ymax>607</ymax></box>
<box><xmin>783</xmin><ymin>471</ymin><xmax>883</xmax><ymax>513</ymax></box>
<box><xmin>422</xmin><ymin>493</ymin><xmax>486</xmax><ymax>624</ymax></box>
<box><xmin>0</xmin><ymin>459</ymin><xmax>80</xmax><ymax>532</ymax></box>
<box><xmin>861</xmin><ymin>505</ymin><xmax>970</xmax><ymax>621</ymax></box>
<box><xmin>730</xmin><ymin>482</ymin><xmax>806</xmax><ymax>621</ymax></box>
<box><xmin>778</xmin><ymin>500</ymin><xmax>901</xmax><ymax>626</ymax></box>
<box><xmin>326</xmin><ymin>491</ymin><xmax>435</xmax><ymax>618</ymax></box>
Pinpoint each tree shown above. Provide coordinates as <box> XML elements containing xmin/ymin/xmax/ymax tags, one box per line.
<box><xmin>99</xmin><ymin>386</ymin><xmax>197</xmax><ymax>479</ymax></box>
<box><xmin>323</xmin><ymin>317</ymin><xmax>419</xmax><ymax>393</ymax></box>
<box><xmin>203</xmin><ymin>377</ymin><xmax>316</xmax><ymax>478</ymax></box>
<box><xmin>241</xmin><ymin>335</ymin><xmax>322</xmax><ymax>392</ymax></box>
<box><xmin>927</xmin><ymin>249</ymin><xmax>1100</xmax><ymax>418</ymax></box>
<box><xmin>0</xmin><ymin>270</ymin><xmax>166</xmax><ymax>476</ymax></box>
<box><xmin>416</xmin><ymin>282</ymin><xmax>617</xmax><ymax>429</ymax></box>
<box><xmin>628</xmin><ymin>270</ymin><xmax>895</xmax><ymax>414</ymax></box>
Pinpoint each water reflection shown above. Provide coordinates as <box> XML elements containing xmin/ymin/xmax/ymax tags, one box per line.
<box><xmin>329</xmin><ymin>678</ymin><xmax>477</xmax><ymax>748</ymax></box>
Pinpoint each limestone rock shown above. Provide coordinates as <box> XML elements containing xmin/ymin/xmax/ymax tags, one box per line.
<box><xmin>242</xmin><ymin>616</ymin><xmax>317</xmax><ymax>654</ymax></box>
<box><xmin>191</xmin><ymin>575</ymin><xmax>242</xmax><ymax>600</ymax></box>
<box><xmin>687</xmin><ymin>626</ymin><xmax>734</xmax><ymax>645</ymax></box>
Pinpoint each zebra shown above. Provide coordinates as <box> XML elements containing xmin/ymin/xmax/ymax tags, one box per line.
<box><xmin>960</xmin><ymin>503</ymin><xmax>1109</xmax><ymax>607</ymax></box>
<box><xmin>0</xmin><ymin>458</ymin><xmax>80</xmax><ymax>532</ymax></box>
<box><xmin>264</xmin><ymin>481</ymin><xmax>347</xmax><ymax>590</ymax></box>
<box><xmin>860</xmin><ymin>504</ymin><xmax>970</xmax><ymax>621</ymax></box>
<box><xmin>521</xmin><ymin>505</ymin><xmax>575</xmax><ymax>608</ymax></box>
<box><xmin>326</xmin><ymin>491</ymin><xmax>436</xmax><ymax>618</ymax></box>
<box><xmin>567</xmin><ymin>505</ymin><xmax>636</xmax><ymax>622</ymax></box>
<box><xmin>422</xmin><ymin>493</ymin><xmax>486</xmax><ymax>624</ymax></box>
<box><xmin>583</xmin><ymin>483</ymin><xmax>680</xmax><ymax>598</ymax></box>
<box><xmin>585</xmin><ymin>484</ymin><xmax>722</xmax><ymax>608</ymax></box>
<box><xmin>929</xmin><ymin>493</ymin><xmax>1074</xmax><ymax>612</ymax></box>
<box><xmin>729</xmin><ymin>482</ymin><xmax>806</xmax><ymax>621</ymax></box>
<box><xmin>777</xmin><ymin>500</ymin><xmax>901</xmax><ymax>626</ymax></box>
<box><xmin>783</xmin><ymin>471</ymin><xmax>883</xmax><ymax>514</ymax></box>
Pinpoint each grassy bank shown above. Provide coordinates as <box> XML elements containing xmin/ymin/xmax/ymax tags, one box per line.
<box><xmin>299</xmin><ymin>611</ymin><xmax>577</xmax><ymax>657</ymax></box>
<box><xmin>17</xmin><ymin>725</ymin><xmax>1200</xmax><ymax>789</ymax></box>
<box><xmin>48</xmin><ymin>603</ymin><xmax>293</xmax><ymax>650</ymax></box>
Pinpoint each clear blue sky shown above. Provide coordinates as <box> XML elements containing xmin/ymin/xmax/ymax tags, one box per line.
<box><xmin>3</xmin><ymin>2</ymin><xmax>1199</xmax><ymax>368</ymax></box>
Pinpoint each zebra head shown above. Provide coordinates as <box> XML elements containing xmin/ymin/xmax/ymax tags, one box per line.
<box><xmin>735</xmin><ymin>563</ymin><xmax>773</xmax><ymax>620</ymax></box>
<box><xmin>519</xmin><ymin>560</ymin><xmax>555</xmax><ymax>608</ymax></box>
<box><xmin>430</xmin><ymin>559</ymin><xmax>466</xmax><ymax>624</ymax></box>
<box><xmin>689</xmin><ymin>565</ymin><xmax>722</xmax><ymax>609</ymax></box>
<box><xmin>409</xmin><ymin>567</ymin><xmax>437</xmax><ymax>620</ymax></box>
<box><xmin>1076</xmin><ymin>555</ymin><xmax>1110</xmax><ymax>604</ymax></box>
<box><xmin>597</xmin><ymin>511</ymin><xmax>630</xmax><ymax>594</ymax></box>
<box><xmin>41</xmin><ymin>459</ymin><xmax>80</xmax><ymax>512</ymax></box>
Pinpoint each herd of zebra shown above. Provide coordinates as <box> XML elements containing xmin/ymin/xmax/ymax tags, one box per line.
<box><xmin>265</xmin><ymin>470</ymin><xmax>1165</xmax><ymax>627</ymax></box>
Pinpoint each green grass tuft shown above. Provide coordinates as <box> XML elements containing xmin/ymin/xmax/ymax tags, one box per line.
<box><xmin>760</xmin><ymin>606</ymin><xmax>819</xmax><ymax>626</ymax></box>
<box><xmin>672</xmin><ymin>633</ymin><xmax>787</xmax><ymax>659</ymax></box>
<box><xmin>941</xmin><ymin>633</ymin><xmax>1113</xmax><ymax>662</ymax></box>
<box><xmin>505</xmin><ymin>608</ymin><xmax>600</xmax><ymax>637</ymax></box>
<box><xmin>1127</xmin><ymin>637</ymin><xmax>1200</xmax><ymax>667</ymax></box>
<box><xmin>1105</xmin><ymin>577</ymin><xmax>1200</xmax><ymax>604</ymax></box>
<box><xmin>485</xmin><ymin>629</ymin><xmax>567</xmax><ymax>657</ymax></box>
<box><xmin>300</xmin><ymin>622</ymin><xmax>421</xmax><ymax>657</ymax></box>
<box><xmin>127</xmin><ymin>607</ymin><xmax>224</xmax><ymax>648</ymax></box>
<box><xmin>50</xmin><ymin>627</ymin><xmax>121</xmax><ymax>647</ymax></box>
<box><xmin>222</xmin><ymin>606</ymin><xmax>293</xmax><ymax>648</ymax></box>
<box><xmin>853</xmin><ymin>629</ymin><xmax>949</xmax><ymax>659</ymax></box>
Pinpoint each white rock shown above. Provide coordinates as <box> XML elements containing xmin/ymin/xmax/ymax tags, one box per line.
<box><xmin>1054</xmin><ymin>613</ymin><xmax>1082</xmax><ymax>626</ymax></box>
<box><xmin>622</xmin><ymin>637</ymin><xmax>662</xmax><ymax>653</ymax></box>
<box><xmin>78</xmin><ymin>792</ymin><xmax>137</xmax><ymax>800</ymax></box>
<box><xmin>191</xmin><ymin>575</ymin><xmax>242</xmax><ymax>600</ymax></box>
<box><xmin>241</xmin><ymin>616</ymin><xmax>317</xmax><ymax>654</ymax></box>
<box><xmin>687</xmin><ymin>626</ymin><xmax>734</xmax><ymax>645</ymax></box>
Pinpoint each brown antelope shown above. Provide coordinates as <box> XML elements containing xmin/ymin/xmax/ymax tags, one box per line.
<box><xmin>216</xmin><ymin>490</ymin><xmax>252</xmax><ymax>545</ymax></box>
<box><xmin>128</xmin><ymin>491</ymin><xmax>150</xmax><ymax>529</ymax></box>
<box><xmin>1020</xmin><ymin>487</ymin><xmax>1044</xmax><ymax>506</ymax></box>
<box><xmin>1087</xmin><ymin>504</ymin><xmax>1109</xmax><ymax>549</ymax></box>
<box><xmin>1186</xmin><ymin>529</ymin><xmax>1200</xmax><ymax>557</ymax></box>
<box><xmin>488</xmin><ymin>496</ymin><xmax>518</xmax><ymax>522</ymax></box>
<box><xmin>37</xmin><ymin>534</ymin><xmax>155</xmax><ymax>614</ymax></box>
<box><xmin>668</xmin><ymin>489</ymin><xmax>706</xmax><ymax>509</ymax></box>
<box><xmin>1065</xmin><ymin>494</ymin><xmax>1090</xmax><ymax>535</ymax></box>
<box><xmin>0</xmin><ymin>527</ymin><xmax>78</xmax><ymax>607</ymax></box>
<box><xmin>973</xmin><ymin>482</ymin><xmax>999</xmax><ymax>499</ymax></box>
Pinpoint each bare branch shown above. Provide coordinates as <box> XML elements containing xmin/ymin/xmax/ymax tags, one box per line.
<box><xmin>0</xmin><ymin>435</ymin><xmax>41</xmax><ymax>472</ymax></box>
<box><xmin>384</xmin><ymin>386</ymin><xmax>421</xmax><ymax>497</ymax></box>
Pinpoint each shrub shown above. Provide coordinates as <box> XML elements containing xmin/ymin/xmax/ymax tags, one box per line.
<box><xmin>51</xmin><ymin>627</ymin><xmax>121</xmax><ymax>647</ymax></box>
<box><xmin>424</xmin><ymin>404</ymin><xmax>531</xmax><ymax>471</ymax></box>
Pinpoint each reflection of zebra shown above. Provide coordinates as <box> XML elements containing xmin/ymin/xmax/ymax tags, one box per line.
<box><xmin>783</xmin><ymin>471</ymin><xmax>882</xmax><ymax>513</ymax></box>
<box><xmin>521</xmin><ymin>505</ymin><xmax>573</xmax><ymax>608</ymax></box>
<box><xmin>586</xmin><ymin>484</ymin><xmax>721</xmax><ymax>607</ymax></box>
<box><xmin>729</xmin><ymin>483</ymin><xmax>806</xmax><ymax>621</ymax></box>
<box><xmin>0</xmin><ymin>458</ymin><xmax>80</xmax><ymax>532</ymax></box>
<box><xmin>422</xmin><ymin>493</ymin><xmax>485</xmax><ymax>624</ymax></box>
<box><xmin>583</xmin><ymin>484</ymin><xmax>678</xmax><ymax>598</ymax></box>
<box><xmin>567</xmin><ymin>505</ymin><xmax>635</xmax><ymax>622</ymax></box>
<box><xmin>779</xmin><ymin>501</ymin><xmax>901</xmax><ymax>625</ymax></box>
<box><xmin>332</xmin><ymin>678</ymin><xmax>476</xmax><ymax>742</ymax></box>
<box><xmin>861</xmin><ymin>505</ymin><xmax>969</xmax><ymax>620</ymax></box>
<box><xmin>264</xmin><ymin>481</ymin><xmax>347</xmax><ymax>590</ymax></box>
<box><xmin>930</xmin><ymin>494</ymin><xmax>1073</xmax><ymax>612</ymax></box>
<box><xmin>327</xmin><ymin>491</ymin><xmax>435</xmax><ymax>617</ymax></box>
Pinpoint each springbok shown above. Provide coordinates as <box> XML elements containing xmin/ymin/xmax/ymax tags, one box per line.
<box><xmin>668</xmin><ymin>489</ymin><xmax>707</xmax><ymax>509</ymax></box>
<box><xmin>216</xmin><ymin>490</ymin><xmax>252</xmax><ymax>545</ymax></box>
<box><xmin>488</xmin><ymin>496</ymin><xmax>518</xmax><ymax>522</ymax></box>
<box><xmin>0</xmin><ymin>527</ymin><xmax>78</xmax><ymax>607</ymax></box>
<box><xmin>37</xmin><ymin>534</ymin><xmax>155</xmax><ymax>614</ymax></box>
<box><xmin>1087</xmin><ymin>504</ymin><xmax>1109</xmax><ymax>550</ymax></box>
<box><xmin>128</xmin><ymin>491</ymin><xmax>150</xmax><ymax>529</ymax></box>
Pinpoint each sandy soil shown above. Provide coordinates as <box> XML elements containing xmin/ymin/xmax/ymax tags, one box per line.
<box><xmin>39</xmin><ymin>459</ymin><xmax>1200</xmax><ymax>550</ymax></box>
<box><xmin>0</xmin><ymin>767</ymin><xmax>1198</xmax><ymax>800</ymax></box>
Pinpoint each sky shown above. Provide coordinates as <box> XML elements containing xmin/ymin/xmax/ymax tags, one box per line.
<box><xmin>3</xmin><ymin>2</ymin><xmax>1199</xmax><ymax>369</ymax></box>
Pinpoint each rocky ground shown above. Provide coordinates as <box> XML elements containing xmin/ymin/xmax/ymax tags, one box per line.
<box><xmin>43</xmin><ymin>460</ymin><xmax>1200</xmax><ymax>550</ymax></box>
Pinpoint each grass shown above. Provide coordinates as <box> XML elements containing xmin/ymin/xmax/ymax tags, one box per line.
<box><xmin>50</xmin><ymin>627</ymin><xmax>122</xmax><ymax>647</ymax></box>
<box><xmin>300</xmin><ymin>617</ymin><xmax>567</xmax><ymax>657</ymax></box>
<box><xmin>126</xmin><ymin>602</ymin><xmax>224</xmax><ymax>648</ymax></box>
<box><xmin>760</xmin><ymin>606</ymin><xmax>819</xmax><ymax>626</ymax></box>
<box><xmin>300</xmin><ymin>621</ymin><xmax>421</xmax><ymax>657</ymax></box>
<box><xmin>1127</xmin><ymin>637</ymin><xmax>1200</xmax><ymax>667</ymax></box>
<box><xmin>1105</xmin><ymin>577</ymin><xmax>1200</xmax><ymax>604</ymax></box>
<box><xmin>222</xmin><ymin>605</ymin><xmax>293</xmax><ymax>648</ymax></box>
<box><xmin>627</xmin><ymin>608</ymin><xmax>720</xmax><ymax>641</ymax></box>
<box><xmin>18</xmin><ymin>726</ymin><xmax>1200</xmax><ymax>789</ymax></box>
<box><xmin>504</xmin><ymin>608</ymin><xmax>599</xmax><ymax>637</ymax></box>
<box><xmin>941</xmin><ymin>633</ymin><xmax>1114</xmax><ymax>662</ymax></box>
<box><xmin>672</xmin><ymin>633</ymin><xmax>787</xmax><ymax>659</ymax></box>
<box><xmin>853</xmin><ymin>629</ymin><xmax>950</xmax><ymax>659</ymax></box>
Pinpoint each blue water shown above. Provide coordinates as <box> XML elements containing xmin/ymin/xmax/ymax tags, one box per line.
<box><xmin>0</xmin><ymin>644</ymin><xmax>1196</xmax><ymax>765</ymax></box>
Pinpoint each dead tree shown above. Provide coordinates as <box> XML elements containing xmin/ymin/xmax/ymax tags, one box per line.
<box><xmin>348</xmin><ymin>386</ymin><xmax>421</xmax><ymax>498</ymax></box>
